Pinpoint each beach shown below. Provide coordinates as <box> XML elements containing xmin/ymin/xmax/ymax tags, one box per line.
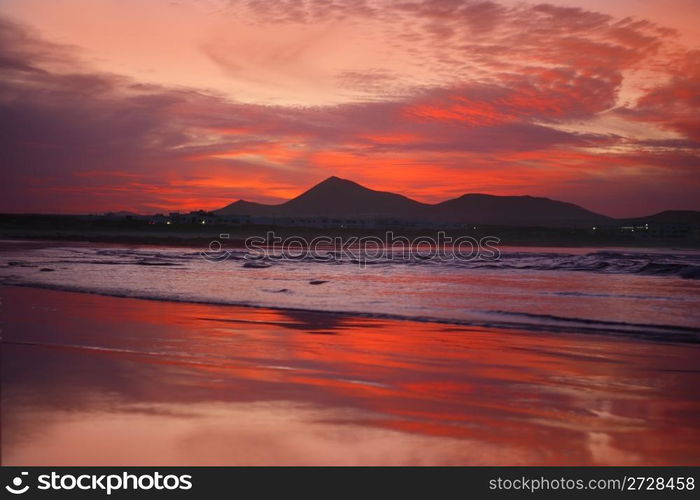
<box><xmin>2</xmin><ymin>284</ymin><xmax>700</xmax><ymax>465</ymax></box>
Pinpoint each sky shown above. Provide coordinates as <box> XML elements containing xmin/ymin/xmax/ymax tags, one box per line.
<box><xmin>0</xmin><ymin>0</ymin><xmax>698</xmax><ymax>217</ymax></box>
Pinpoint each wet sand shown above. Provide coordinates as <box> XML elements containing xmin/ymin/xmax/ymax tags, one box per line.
<box><xmin>1</xmin><ymin>286</ymin><xmax>699</xmax><ymax>465</ymax></box>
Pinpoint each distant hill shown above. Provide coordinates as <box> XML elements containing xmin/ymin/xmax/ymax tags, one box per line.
<box><xmin>431</xmin><ymin>193</ymin><xmax>611</xmax><ymax>226</ymax></box>
<box><xmin>216</xmin><ymin>176</ymin><xmax>614</xmax><ymax>227</ymax></box>
<box><xmin>218</xmin><ymin>199</ymin><xmax>278</xmax><ymax>217</ymax></box>
<box><xmin>621</xmin><ymin>210</ymin><xmax>700</xmax><ymax>225</ymax></box>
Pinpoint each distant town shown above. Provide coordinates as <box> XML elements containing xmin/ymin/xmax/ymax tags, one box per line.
<box><xmin>60</xmin><ymin>208</ymin><xmax>700</xmax><ymax>242</ymax></box>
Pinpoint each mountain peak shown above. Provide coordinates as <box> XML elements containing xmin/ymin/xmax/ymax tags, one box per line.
<box><xmin>274</xmin><ymin>175</ymin><xmax>425</xmax><ymax>217</ymax></box>
<box><xmin>315</xmin><ymin>176</ymin><xmax>361</xmax><ymax>188</ymax></box>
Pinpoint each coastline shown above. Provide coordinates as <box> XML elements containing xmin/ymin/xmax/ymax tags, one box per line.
<box><xmin>3</xmin><ymin>285</ymin><xmax>700</xmax><ymax>465</ymax></box>
<box><xmin>1</xmin><ymin>227</ymin><xmax>699</xmax><ymax>249</ymax></box>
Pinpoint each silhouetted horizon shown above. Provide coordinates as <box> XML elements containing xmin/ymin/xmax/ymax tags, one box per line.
<box><xmin>215</xmin><ymin>176</ymin><xmax>699</xmax><ymax>226</ymax></box>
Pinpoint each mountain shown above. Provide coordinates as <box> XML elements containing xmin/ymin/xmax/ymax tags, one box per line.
<box><xmin>283</xmin><ymin>176</ymin><xmax>427</xmax><ymax>217</ymax></box>
<box><xmin>431</xmin><ymin>193</ymin><xmax>611</xmax><ymax>226</ymax></box>
<box><xmin>216</xmin><ymin>176</ymin><xmax>612</xmax><ymax>227</ymax></box>
<box><xmin>217</xmin><ymin>176</ymin><xmax>428</xmax><ymax>218</ymax></box>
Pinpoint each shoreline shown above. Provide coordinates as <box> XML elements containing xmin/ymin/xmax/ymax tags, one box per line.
<box><xmin>2</xmin><ymin>230</ymin><xmax>699</xmax><ymax>250</ymax></box>
<box><xmin>2</xmin><ymin>240</ymin><xmax>699</xmax><ymax>346</ymax></box>
<box><xmin>4</xmin><ymin>282</ymin><xmax>699</xmax><ymax>344</ymax></box>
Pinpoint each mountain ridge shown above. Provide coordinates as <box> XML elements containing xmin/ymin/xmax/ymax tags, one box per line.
<box><xmin>215</xmin><ymin>176</ymin><xmax>618</xmax><ymax>227</ymax></box>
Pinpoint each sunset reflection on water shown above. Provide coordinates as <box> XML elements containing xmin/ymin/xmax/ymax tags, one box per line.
<box><xmin>2</xmin><ymin>286</ymin><xmax>699</xmax><ymax>465</ymax></box>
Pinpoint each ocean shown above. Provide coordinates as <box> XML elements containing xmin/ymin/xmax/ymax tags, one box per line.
<box><xmin>1</xmin><ymin>242</ymin><xmax>699</xmax><ymax>341</ymax></box>
<box><xmin>2</xmin><ymin>240</ymin><xmax>700</xmax><ymax>465</ymax></box>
